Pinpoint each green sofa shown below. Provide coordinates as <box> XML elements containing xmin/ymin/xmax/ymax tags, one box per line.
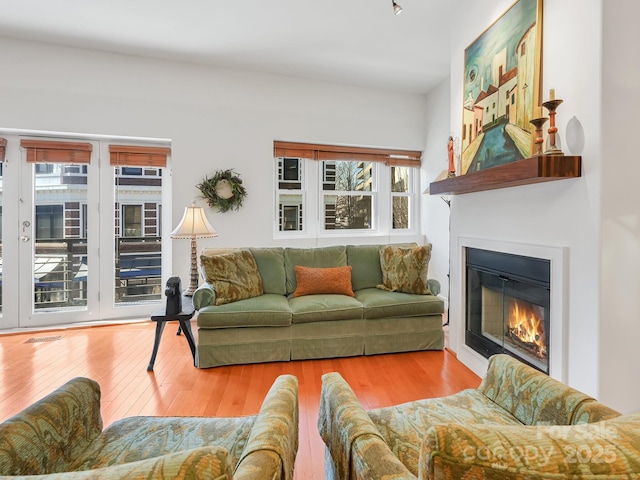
<box><xmin>193</xmin><ymin>244</ymin><xmax>445</xmax><ymax>368</ymax></box>
<box><xmin>0</xmin><ymin>374</ymin><xmax>299</xmax><ymax>479</ymax></box>
<box><xmin>319</xmin><ymin>354</ymin><xmax>640</xmax><ymax>479</ymax></box>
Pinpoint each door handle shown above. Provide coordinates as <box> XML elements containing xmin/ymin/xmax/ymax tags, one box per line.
<box><xmin>21</xmin><ymin>236</ymin><xmax>30</xmax><ymax>242</ymax></box>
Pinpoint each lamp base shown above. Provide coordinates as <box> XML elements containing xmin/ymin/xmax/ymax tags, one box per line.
<box><xmin>184</xmin><ymin>237</ymin><xmax>200</xmax><ymax>297</ymax></box>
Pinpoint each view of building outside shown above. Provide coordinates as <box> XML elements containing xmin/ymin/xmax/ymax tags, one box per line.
<box><xmin>276</xmin><ymin>157</ymin><xmax>415</xmax><ymax>233</ymax></box>
<box><xmin>324</xmin><ymin>160</ymin><xmax>373</xmax><ymax>230</ymax></box>
<box><xmin>391</xmin><ymin>166</ymin><xmax>411</xmax><ymax>229</ymax></box>
<box><xmin>33</xmin><ymin>163</ymin><xmax>89</xmax><ymax>310</ymax></box>
<box><xmin>277</xmin><ymin>158</ymin><xmax>303</xmax><ymax>231</ymax></box>
<box><xmin>113</xmin><ymin>166</ymin><xmax>163</xmax><ymax>305</ymax></box>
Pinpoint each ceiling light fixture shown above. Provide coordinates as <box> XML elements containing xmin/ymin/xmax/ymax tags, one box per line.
<box><xmin>392</xmin><ymin>0</ymin><xmax>403</xmax><ymax>15</ymax></box>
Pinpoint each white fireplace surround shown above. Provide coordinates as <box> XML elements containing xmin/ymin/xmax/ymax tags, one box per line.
<box><xmin>456</xmin><ymin>237</ymin><xmax>568</xmax><ymax>382</ymax></box>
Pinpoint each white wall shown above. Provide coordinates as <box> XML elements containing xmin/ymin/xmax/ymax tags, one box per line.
<box><xmin>421</xmin><ymin>78</ymin><xmax>452</xmax><ymax>303</ymax></box>
<box><xmin>600</xmin><ymin>1</ymin><xmax>640</xmax><ymax>413</ymax></box>
<box><xmin>0</xmin><ymin>37</ymin><xmax>428</xmax><ymax>290</ymax></box>
<box><xmin>440</xmin><ymin>0</ymin><xmax>609</xmax><ymax>403</ymax></box>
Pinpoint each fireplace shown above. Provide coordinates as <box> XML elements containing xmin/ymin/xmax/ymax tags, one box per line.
<box><xmin>465</xmin><ymin>247</ymin><xmax>550</xmax><ymax>373</ymax></box>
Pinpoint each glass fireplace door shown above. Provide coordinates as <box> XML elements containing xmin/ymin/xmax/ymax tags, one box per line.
<box><xmin>466</xmin><ymin>247</ymin><xmax>550</xmax><ymax>373</ymax></box>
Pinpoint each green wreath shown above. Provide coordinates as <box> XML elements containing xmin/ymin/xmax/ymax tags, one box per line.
<box><xmin>197</xmin><ymin>169</ymin><xmax>247</xmax><ymax>213</ymax></box>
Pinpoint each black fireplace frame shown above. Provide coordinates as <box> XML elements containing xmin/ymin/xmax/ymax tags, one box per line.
<box><xmin>465</xmin><ymin>247</ymin><xmax>551</xmax><ymax>373</ymax></box>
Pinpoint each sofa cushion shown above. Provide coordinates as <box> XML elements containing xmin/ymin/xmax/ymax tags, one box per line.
<box><xmin>346</xmin><ymin>244</ymin><xmax>384</xmax><ymax>290</ymax></box>
<box><xmin>367</xmin><ymin>388</ymin><xmax>522</xmax><ymax>476</ymax></box>
<box><xmin>356</xmin><ymin>288</ymin><xmax>443</xmax><ymax>319</ymax></box>
<box><xmin>197</xmin><ymin>294</ymin><xmax>291</xmax><ymax>328</ymax></box>
<box><xmin>71</xmin><ymin>447</ymin><xmax>235</xmax><ymax>479</ymax></box>
<box><xmin>284</xmin><ymin>245</ymin><xmax>347</xmax><ymax>294</ymax></box>
<box><xmin>72</xmin><ymin>416</ymin><xmax>254</xmax><ymax>473</ymax></box>
<box><xmin>293</xmin><ymin>265</ymin><xmax>355</xmax><ymax>297</ymax></box>
<box><xmin>249</xmin><ymin>247</ymin><xmax>287</xmax><ymax>295</ymax></box>
<box><xmin>200</xmin><ymin>250</ymin><xmax>264</xmax><ymax>305</ymax></box>
<box><xmin>420</xmin><ymin>414</ymin><xmax>640</xmax><ymax>480</ymax></box>
<box><xmin>346</xmin><ymin>243</ymin><xmax>419</xmax><ymax>291</ymax></box>
<box><xmin>377</xmin><ymin>244</ymin><xmax>432</xmax><ymax>295</ymax></box>
<box><xmin>289</xmin><ymin>294</ymin><xmax>363</xmax><ymax>324</ymax></box>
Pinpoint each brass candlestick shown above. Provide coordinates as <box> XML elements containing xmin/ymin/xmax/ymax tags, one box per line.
<box><xmin>542</xmin><ymin>99</ymin><xmax>564</xmax><ymax>155</ymax></box>
<box><xmin>529</xmin><ymin>117</ymin><xmax>548</xmax><ymax>156</ymax></box>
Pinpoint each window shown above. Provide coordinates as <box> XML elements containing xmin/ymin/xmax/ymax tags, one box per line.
<box><xmin>35</xmin><ymin>205</ymin><xmax>64</xmax><ymax>239</ymax></box>
<box><xmin>35</xmin><ymin>164</ymin><xmax>55</xmax><ymax>174</ymax></box>
<box><xmin>121</xmin><ymin>167</ymin><xmax>142</xmax><ymax>176</ymax></box>
<box><xmin>279</xmin><ymin>158</ymin><xmax>301</xmax><ymax>186</ymax></box>
<box><xmin>281</xmin><ymin>205</ymin><xmax>301</xmax><ymax>231</ymax></box>
<box><xmin>82</xmin><ymin>204</ymin><xmax>88</xmax><ymax>239</ymax></box>
<box><xmin>63</xmin><ymin>165</ymin><xmax>88</xmax><ymax>175</ymax></box>
<box><xmin>276</xmin><ymin>157</ymin><xmax>304</xmax><ymax>231</ymax></box>
<box><xmin>122</xmin><ymin>205</ymin><xmax>142</xmax><ymax>237</ymax></box>
<box><xmin>391</xmin><ymin>166</ymin><xmax>412</xmax><ymax>229</ymax></box>
<box><xmin>111</xmin><ymin>144</ymin><xmax>168</xmax><ymax>305</ymax></box>
<box><xmin>274</xmin><ymin>141</ymin><xmax>420</xmax><ymax>236</ymax></box>
<box><xmin>323</xmin><ymin>160</ymin><xmax>374</xmax><ymax>230</ymax></box>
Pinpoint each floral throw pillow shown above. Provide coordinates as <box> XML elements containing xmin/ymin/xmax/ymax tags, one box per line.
<box><xmin>377</xmin><ymin>244</ymin><xmax>432</xmax><ymax>295</ymax></box>
<box><xmin>200</xmin><ymin>250</ymin><xmax>264</xmax><ymax>305</ymax></box>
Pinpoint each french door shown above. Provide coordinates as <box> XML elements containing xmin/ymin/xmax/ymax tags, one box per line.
<box><xmin>0</xmin><ymin>132</ymin><xmax>170</xmax><ymax>329</ymax></box>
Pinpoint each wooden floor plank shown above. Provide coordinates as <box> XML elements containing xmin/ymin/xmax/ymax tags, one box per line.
<box><xmin>0</xmin><ymin>321</ymin><xmax>479</xmax><ymax>479</ymax></box>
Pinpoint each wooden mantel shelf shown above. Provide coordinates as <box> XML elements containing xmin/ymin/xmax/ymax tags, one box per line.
<box><xmin>429</xmin><ymin>155</ymin><xmax>582</xmax><ymax>195</ymax></box>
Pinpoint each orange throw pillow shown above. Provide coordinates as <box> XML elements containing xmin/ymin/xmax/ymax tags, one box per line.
<box><xmin>293</xmin><ymin>265</ymin><xmax>355</xmax><ymax>297</ymax></box>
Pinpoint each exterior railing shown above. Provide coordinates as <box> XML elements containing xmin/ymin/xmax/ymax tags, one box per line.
<box><xmin>27</xmin><ymin>237</ymin><xmax>162</xmax><ymax>309</ymax></box>
<box><xmin>114</xmin><ymin>237</ymin><xmax>162</xmax><ymax>304</ymax></box>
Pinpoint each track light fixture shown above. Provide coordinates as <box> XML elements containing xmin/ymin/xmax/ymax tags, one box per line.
<box><xmin>392</xmin><ymin>0</ymin><xmax>403</xmax><ymax>15</ymax></box>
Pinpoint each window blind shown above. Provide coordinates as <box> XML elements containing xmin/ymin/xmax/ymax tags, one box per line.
<box><xmin>21</xmin><ymin>139</ymin><xmax>92</xmax><ymax>164</ymax></box>
<box><xmin>273</xmin><ymin>141</ymin><xmax>421</xmax><ymax>167</ymax></box>
<box><xmin>109</xmin><ymin>145</ymin><xmax>171</xmax><ymax>168</ymax></box>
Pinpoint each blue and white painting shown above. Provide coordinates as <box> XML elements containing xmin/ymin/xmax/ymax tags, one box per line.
<box><xmin>461</xmin><ymin>0</ymin><xmax>542</xmax><ymax>174</ymax></box>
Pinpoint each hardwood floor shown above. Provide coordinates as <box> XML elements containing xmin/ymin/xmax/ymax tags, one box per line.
<box><xmin>0</xmin><ymin>320</ymin><xmax>480</xmax><ymax>480</ymax></box>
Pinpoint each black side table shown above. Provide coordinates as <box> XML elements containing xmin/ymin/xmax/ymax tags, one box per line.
<box><xmin>147</xmin><ymin>296</ymin><xmax>196</xmax><ymax>371</ymax></box>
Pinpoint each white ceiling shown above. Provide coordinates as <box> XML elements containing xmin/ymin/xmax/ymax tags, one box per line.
<box><xmin>0</xmin><ymin>0</ymin><xmax>459</xmax><ymax>94</ymax></box>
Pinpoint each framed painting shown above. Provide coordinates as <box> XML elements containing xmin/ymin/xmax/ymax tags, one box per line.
<box><xmin>460</xmin><ymin>0</ymin><xmax>543</xmax><ymax>174</ymax></box>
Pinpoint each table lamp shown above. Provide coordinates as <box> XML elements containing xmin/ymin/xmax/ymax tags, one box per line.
<box><xmin>170</xmin><ymin>202</ymin><xmax>218</xmax><ymax>296</ymax></box>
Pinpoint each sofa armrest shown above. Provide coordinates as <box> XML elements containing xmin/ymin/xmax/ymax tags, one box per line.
<box><xmin>419</xmin><ymin>414</ymin><xmax>640</xmax><ymax>480</ymax></box>
<box><xmin>0</xmin><ymin>377</ymin><xmax>103</xmax><ymax>476</ymax></box>
<box><xmin>426</xmin><ymin>279</ymin><xmax>441</xmax><ymax>296</ymax></box>
<box><xmin>236</xmin><ymin>374</ymin><xmax>299</xmax><ymax>480</ymax></box>
<box><xmin>478</xmin><ymin>354</ymin><xmax>598</xmax><ymax>426</ymax></box>
<box><xmin>192</xmin><ymin>282</ymin><xmax>216</xmax><ymax>309</ymax></box>
<box><xmin>318</xmin><ymin>372</ymin><xmax>415</xmax><ymax>480</ymax></box>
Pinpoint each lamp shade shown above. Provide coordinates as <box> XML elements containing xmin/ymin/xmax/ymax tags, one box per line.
<box><xmin>170</xmin><ymin>203</ymin><xmax>218</xmax><ymax>239</ymax></box>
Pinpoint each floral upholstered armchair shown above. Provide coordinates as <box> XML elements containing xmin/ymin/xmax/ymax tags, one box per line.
<box><xmin>319</xmin><ymin>354</ymin><xmax>640</xmax><ymax>479</ymax></box>
<box><xmin>0</xmin><ymin>374</ymin><xmax>298</xmax><ymax>479</ymax></box>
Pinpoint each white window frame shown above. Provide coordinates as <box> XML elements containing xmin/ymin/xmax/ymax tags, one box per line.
<box><xmin>319</xmin><ymin>160</ymin><xmax>378</xmax><ymax>235</ymax></box>
<box><xmin>274</xmin><ymin>157</ymin><xmax>420</xmax><ymax>239</ymax></box>
<box><xmin>389</xmin><ymin>165</ymin><xmax>418</xmax><ymax>231</ymax></box>
<box><xmin>275</xmin><ymin>157</ymin><xmax>308</xmax><ymax>237</ymax></box>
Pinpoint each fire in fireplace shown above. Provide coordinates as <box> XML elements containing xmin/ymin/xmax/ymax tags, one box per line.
<box><xmin>507</xmin><ymin>298</ymin><xmax>546</xmax><ymax>359</ymax></box>
<box><xmin>466</xmin><ymin>247</ymin><xmax>550</xmax><ymax>373</ymax></box>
